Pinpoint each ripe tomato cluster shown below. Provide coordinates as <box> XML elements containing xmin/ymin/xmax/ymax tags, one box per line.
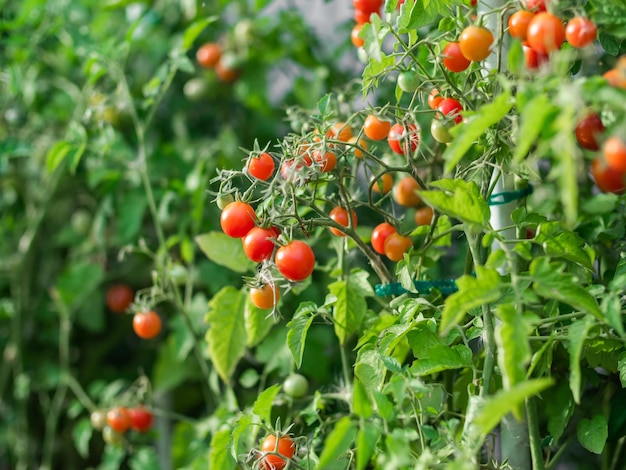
<box><xmin>91</xmin><ymin>405</ymin><xmax>154</xmax><ymax>445</ymax></box>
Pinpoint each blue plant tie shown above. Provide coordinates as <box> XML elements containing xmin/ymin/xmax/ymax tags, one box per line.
<box><xmin>375</xmin><ymin>279</ymin><xmax>458</xmax><ymax>297</ymax></box>
<box><xmin>488</xmin><ymin>184</ymin><xmax>533</xmax><ymax>206</ymax></box>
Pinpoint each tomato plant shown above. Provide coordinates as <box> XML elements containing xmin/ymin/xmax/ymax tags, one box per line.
<box><xmin>132</xmin><ymin>311</ymin><xmax>162</xmax><ymax>340</ymax></box>
<box><xmin>398</xmin><ymin>70</ymin><xmax>420</xmax><ymax>92</ymax></box>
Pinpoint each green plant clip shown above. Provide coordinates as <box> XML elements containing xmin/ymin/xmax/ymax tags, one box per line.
<box><xmin>488</xmin><ymin>184</ymin><xmax>534</xmax><ymax>206</ymax></box>
<box><xmin>375</xmin><ymin>279</ymin><xmax>458</xmax><ymax>297</ymax></box>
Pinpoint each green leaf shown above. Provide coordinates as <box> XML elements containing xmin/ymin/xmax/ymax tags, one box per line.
<box><xmin>355</xmin><ymin>348</ymin><xmax>385</xmax><ymax>396</ymax></box>
<box><xmin>535</xmin><ymin>222</ymin><xmax>593</xmax><ymax>270</ymax></box>
<box><xmin>440</xmin><ymin>266</ymin><xmax>502</xmax><ymax>333</ymax></box>
<box><xmin>317</xmin><ymin>417</ymin><xmax>358</xmax><ymax>470</ymax></box>
<box><xmin>208</xmin><ymin>429</ymin><xmax>236</xmax><ymax>470</ymax></box>
<box><xmin>356</xmin><ymin>424</ymin><xmax>381</xmax><ymax>470</ymax></box>
<box><xmin>530</xmin><ymin>258</ymin><xmax>602</xmax><ymax>321</ymax></box>
<box><xmin>603</xmin><ymin>293</ymin><xmax>625</xmax><ymax>338</ymax></box>
<box><xmin>153</xmin><ymin>334</ymin><xmax>199</xmax><ymax>391</ymax></box>
<box><xmin>205</xmin><ymin>287</ymin><xmax>247</xmax><ymax>383</ymax></box>
<box><xmin>577</xmin><ymin>415</ymin><xmax>608</xmax><ymax>454</ymax></box>
<box><xmin>352</xmin><ymin>378</ymin><xmax>373</xmax><ymax>419</ymax></box>
<box><xmin>544</xmin><ymin>379</ymin><xmax>574</xmax><ymax>445</ymax></box>
<box><xmin>473</xmin><ymin>378</ymin><xmax>554</xmax><ymax>436</ymax></box>
<box><xmin>397</xmin><ymin>0</ymin><xmax>448</xmax><ymax>31</ymax></box>
<box><xmin>619</xmin><ymin>351</ymin><xmax>626</xmax><ymax>388</ymax></box>
<box><xmin>443</xmin><ymin>93</ymin><xmax>513</xmax><ymax>172</ymax></box>
<box><xmin>286</xmin><ymin>302</ymin><xmax>318</xmax><ymax>368</ymax></box>
<box><xmin>117</xmin><ymin>191</ymin><xmax>147</xmax><ymax>244</ymax></box>
<box><xmin>196</xmin><ymin>232</ymin><xmax>255</xmax><ymax>273</ymax></box>
<box><xmin>46</xmin><ymin>140</ymin><xmax>72</xmax><ymax>173</ymax></box>
<box><xmin>495</xmin><ymin>304</ymin><xmax>531</xmax><ymax>418</ymax></box>
<box><xmin>245</xmin><ymin>297</ymin><xmax>274</xmax><ymax>347</ymax></box>
<box><xmin>253</xmin><ymin>384</ymin><xmax>281</xmax><ymax>426</ymax></box>
<box><xmin>231</xmin><ymin>414</ymin><xmax>254</xmax><ymax>460</ymax></box>
<box><xmin>56</xmin><ymin>261</ymin><xmax>105</xmax><ymax>331</ymax></box>
<box><xmin>410</xmin><ymin>344</ymin><xmax>472</xmax><ymax>376</ymax></box>
<box><xmin>72</xmin><ymin>418</ymin><xmax>92</xmax><ymax>459</ymax></box>
<box><xmin>507</xmin><ymin>40</ymin><xmax>524</xmax><ymax>75</ymax></box>
<box><xmin>129</xmin><ymin>447</ymin><xmax>161</xmax><ymax>470</ymax></box>
<box><xmin>567</xmin><ymin>316</ymin><xmax>595</xmax><ymax>404</ymax></box>
<box><xmin>328</xmin><ymin>269</ymin><xmax>373</xmax><ymax>344</ymax></box>
<box><xmin>182</xmin><ymin>17</ymin><xmax>218</xmax><ymax>50</ymax></box>
<box><xmin>513</xmin><ymin>94</ymin><xmax>554</xmax><ymax>162</ymax></box>
<box><xmin>420</xmin><ymin>179</ymin><xmax>490</xmax><ymax>228</ymax></box>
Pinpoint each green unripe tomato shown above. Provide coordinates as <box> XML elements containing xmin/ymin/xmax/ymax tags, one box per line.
<box><xmin>102</xmin><ymin>426</ymin><xmax>124</xmax><ymax>445</ymax></box>
<box><xmin>283</xmin><ymin>373</ymin><xmax>309</xmax><ymax>398</ymax></box>
<box><xmin>216</xmin><ymin>194</ymin><xmax>235</xmax><ymax>210</ymax></box>
<box><xmin>90</xmin><ymin>410</ymin><xmax>108</xmax><ymax>431</ymax></box>
<box><xmin>430</xmin><ymin>119</ymin><xmax>453</xmax><ymax>143</ymax></box>
<box><xmin>184</xmin><ymin>78</ymin><xmax>209</xmax><ymax>101</ymax></box>
<box><xmin>397</xmin><ymin>70</ymin><xmax>419</xmax><ymax>93</ymax></box>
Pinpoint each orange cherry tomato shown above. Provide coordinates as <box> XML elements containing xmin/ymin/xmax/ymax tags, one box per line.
<box><xmin>107</xmin><ymin>407</ymin><xmax>131</xmax><ymax>434</ymax></box>
<box><xmin>196</xmin><ymin>43</ymin><xmax>222</xmax><ymax>68</ymax></box>
<box><xmin>604</xmin><ymin>137</ymin><xmax>626</xmax><ymax>173</ymax></box>
<box><xmin>371</xmin><ymin>222</ymin><xmax>397</xmax><ymax>255</ymax></box>
<box><xmin>363</xmin><ymin>114</ymin><xmax>391</xmax><ymax>140</ymax></box>
<box><xmin>508</xmin><ymin>11</ymin><xmax>535</xmax><ymax>41</ymax></box>
<box><xmin>371</xmin><ymin>173</ymin><xmax>394</xmax><ymax>195</ymax></box>
<box><xmin>414</xmin><ymin>206</ymin><xmax>434</xmax><ymax>226</ymax></box>
<box><xmin>351</xmin><ymin>23</ymin><xmax>365</xmax><ymax>47</ymax></box>
<box><xmin>133</xmin><ymin>311</ymin><xmax>162</xmax><ymax>340</ymax></box>
<box><xmin>526</xmin><ymin>13</ymin><xmax>565</xmax><ymax>54</ymax></box>
<box><xmin>313</xmin><ymin>150</ymin><xmax>337</xmax><ymax>172</ymax></box>
<box><xmin>591</xmin><ymin>158</ymin><xmax>625</xmax><ymax>194</ymax></box>
<box><xmin>393</xmin><ymin>176</ymin><xmax>422</xmax><ymax>207</ymax></box>
<box><xmin>329</xmin><ymin>206</ymin><xmax>358</xmax><ymax>237</ymax></box>
<box><xmin>459</xmin><ymin>25</ymin><xmax>494</xmax><ymax>62</ymax></box>
<box><xmin>384</xmin><ymin>233</ymin><xmax>413</xmax><ymax>262</ymax></box>
<box><xmin>348</xmin><ymin>136</ymin><xmax>368</xmax><ymax>158</ymax></box>
<box><xmin>250</xmin><ymin>284</ymin><xmax>281</xmax><ymax>310</ymax></box>
<box><xmin>565</xmin><ymin>17</ymin><xmax>597</xmax><ymax>48</ymax></box>
<box><xmin>260</xmin><ymin>434</ymin><xmax>295</xmax><ymax>470</ymax></box>
<box><xmin>326</xmin><ymin>122</ymin><xmax>353</xmax><ymax>142</ymax></box>
<box><xmin>427</xmin><ymin>89</ymin><xmax>444</xmax><ymax>110</ymax></box>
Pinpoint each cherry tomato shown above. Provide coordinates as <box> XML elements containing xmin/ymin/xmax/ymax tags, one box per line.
<box><xmin>393</xmin><ymin>176</ymin><xmax>422</xmax><ymax>207</ymax></box>
<box><xmin>216</xmin><ymin>194</ymin><xmax>235</xmax><ymax>210</ymax></box>
<box><xmin>91</xmin><ymin>410</ymin><xmax>108</xmax><ymax>431</ymax></box>
<box><xmin>196</xmin><ymin>43</ymin><xmax>222</xmax><ymax>68</ymax></box>
<box><xmin>353</xmin><ymin>0</ymin><xmax>383</xmax><ymax>13</ymax></box>
<box><xmin>329</xmin><ymin>207</ymin><xmax>358</xmax><ymax>237</ymax></box>
<box><xmin>351</xmin><ymin>23</ymin><xmax>365</xmax><ymax>48</ymax></box>
<box><xmin>431</xmin><ymin>119</ymin><xmax>453</xmax><ymax>143</ymax></box>
<box><xmin>102</xmin><ymin>426</ymin><xmax>124</xmax><ymax>445</ymax></box>
<box><xmin>591</xmin><ymin>158</ymin><xmax>625</xmax><ymax>194</ymax></box>
<box><xmin>427</xmin><ymin>89</ymin><xmax>444</xmax><ymax>110</ymax></box>
<box><xmin>243</xmin><ymin>227</ymin><xmax>278</xmax><ymax>263</ymax></box>
<box><xmin>371</xmin><ymin>222</ymin><xmax>397</xmax><ymax>255</ymax></box>
<box><xmin>363</xmin><ymin>115</ymin><xmax>391</xmax><ymax>141</ymax></box>
<box><xmin>280</xmin><ymin>157</ymin><xmax>312</xmax><ymax>182</ymax></box>
<box><xmin>283</xmin><ymin>373</ymin><xmax>309</xmax><ymax>398</ymax></box>
<box><xmin>260</xmin><ymin>434</ymin><xmax>295</xmax><ymax>470</ymax></box>
<box><xmin>604</xmin><ymin>137</ymin><xmax>626</xmax><ymax>173</ymax></box>
<box><xmin>106</xmin><ymin>407</ymin><xmax>131</xmax><ymax>434</ymax></box>
<box><xmin>348</xmin><ymin>136</ymin><xmax>368</xmax><ymax>158</ymax></box>
<box><xmin>565</xmin><ymin>17</ymin><xmax>597</xmax><ymax>49</ymax></box>
<box><xmin>128</xmin><ymin>405</ymin><xmax>154</xmax><ymax>433</ymax></box>
<box><xmin>397</xmin><ymin>0</ymin><xmax>405</xmax><ymax>9</ymax></box>
<box><xmin>354</xmin><ymin>9</ymin><xmax>371</xmax><ymax>25</ymax></box>
<box><xmin>525</xmin><ymin>0</ymin><xmax>547</xmax><ymax>12</ymax></box>
<box><xmin>133</xmin><ymin>311</ymin><xmax>162</xmax><ymax>340</ymax></box>
<box><xmin>371</xmin><ymin>173</ymin><xmax>394</xmax><ymax>194</ymax></box>
<box><xmin>220</xmin><ymin>201</ymin><xmax>256</xmax><ymax>238</ymax></box>
<box><xmin>575</xmin><ymin>113</ymin><xmax>604</xmax><ymax>150</ymax></box>
<box><xmin>250</xmin><ymin>284</ymin><xmax>281</xmax><ymax>310</ymax></box>
<box><xmin>312</xmin><ymin>150</ymin><xmax>337</xmax><ymax>172</ymax></box>
<box><xmin>327</xmin><ymin>122</ymin><xmax>353</xmax><ymax>143</ymax></box>
<box><xmin>247</xmin><ymin>152</ymin><xmax>275</xmax><ymax>181</ymax></box>
<box><xmin>106</xmin><ymin>284</ymin><xmax>134</xmax><ymax>313</ymax></box>
<box><xmin>437</xmin><ymin>98</ymin><xmax>463</xmax><ymax>124</ymax></box>
<box><xmin>508</xmin><ymin>11</ymin><xmax>535</xmax><ymax>41</ymax></box>
<box><xmin>526</xmin><ymin>13</ymin><xmax>565</xmax><ymax>54</ymax></box>
<box><xmin>215</xmin><ymin>60</ymin><xmax>240</xmax><ymax>83</ymax></box>
<box><xmin>398</xmin><ymin>70</ymin><xmax>419</xmax><ymax>93</ymax></box>
<box><xmin>275</xmin><ymin>241</ymin><xmax>315</xmax><ymax>282</ymax></box>
<box><xmin>414</xmin><ymin>206</ymin><xmax>434</xmax><ymax>226</ymax></box>
<box><xmin>388</xmin><ymin>123</ymin><xmax>420</xmax><ymax>155</ymax></box>
<box><xmin>459</xmin><ymin>26</ymin><xmax>494</xmax><ymax>62</ymax></box>
<box><xmin>442</xmin><ymin>42</ymin><xmax>471</xmax><ymax>72</ymax></box>
<box><xmin>523</xmin><ymin>43</ymin><xmax>549</xmax><ymax>70</ymax></box>
<box><xmin>384</xmin><ymin>233</ymin><xmax>413</xmax><ymax>262</ymax></box>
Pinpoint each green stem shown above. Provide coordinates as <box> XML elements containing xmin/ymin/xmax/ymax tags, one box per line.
<box><xmin>339</xmin><ymin>343</ymin><xmax>352</xmax><ymax>413</ymax></box>
<box><xmin>525</xmin><ymin>398</ymin><xmax>545</xmax><ymax>470</ymax></box>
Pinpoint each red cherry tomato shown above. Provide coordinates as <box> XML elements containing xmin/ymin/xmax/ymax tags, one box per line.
<box><xmin>459</xmin><ymin>26</ymin><xmax>494</xmax><ymax>62</ymax></box>
<box><xmin>107</xmin><ymin>407</ymin><xmax>131</xmax><ymax>434</ymax></box>
<box><xmin>565</xmin><ymin>17</ymin><xmax>597</xmax><ymax>49</ymax></box>
<box><xmin>243</xmin><ymin>227</ymin><xmax>278</xmax><ymax>263</ymax></box>
<box><xmin>508</xmin><ymin>11</ymin><xmax>535</xmax><ymax>41</ymax></box>
<box><xmin>260</xmin><ymin>434</ymin><xmax>295</xmax><ymax>470</ymax></box>
<box><xmin>575</xmin><ymin>113</ymin><xmax>604</xmax><ymax>151</ymax></box>
<box><xmin>427</xmin><ymin>89</ymin><xmax>444</xmax><ymax>110</ymax></box>
<box><xmin>250</xmin><ymin>284</ymin><xmax>281</xmax><ymax>310</ymax></box>
<box><xmin>128</xmin><ymin>406</ymin><xmax>154</xmax><ymax>433</ymax></box>
<box><xmin>196</xmin><ymin>43</ymin><xmax>222</xmax><ymax>68</ymax></box>
<box><xmin>371</xmin><ymin>222</ymin><xmax>397</xmax><ymax>255</ymax></box>
<box><xmin>525</xmin><ymin>0</ymin><xmax>547</xmax><ymax>12</ymax></box>
<box><xmin>591</xmin><ymin>158</ymin><xmax>625</xmax><ymax>194</ymax></box>
<box><xmin>312</xmin><ymin>150</ymin><xmax>337</xmax><ymax>172</ymax></box>
<box><xmin>604</xmin><ymin>137</ymin><xmax>626</xmax><ymax>174</ymax></box>
<box><xmin>247</xmin><ymin>152</ymin><xmax>275</xmax><ymax>181</ymax></box>
<box><xmin>132</xmin><ymin>311</ymin><xmax>162</xmax><ymax>340</ymax></box>
<box><xmin>220</xmin><ymin>201</ymin><xmax>256</xmax><ymax>238</ymax></box>
<box><xmin>329</xmin><ymin>207</ymin><xmax>358</xmax><ymax>237</ymax></box>
<box><xmin>384</xmin><ymin>233</ymin><xmax>413</xmax><ymax>262</ymax></box>
<box><xmin>388</xmin><ymin>123</ymin><xmax>420</xmax><ymax>155</ymax></box>
<box><xmin>275</xmin><ymin>241</ymin><xmax>315</xmax><ymax>282</ymax></box>
<box><xmin>437</xmin><ymin>98</ymin><xmax>463</xmax><ymax>124</ymax></box>
<box><xmin>353</xmin><ymin>0</ymin><xmax>383</xmax><ymax>14</ymax></box>
<box><xmin>523</xmin><ymin>43</ymin><xmax>549</xmax><ymax>70</ymax></box>
<box><xmin>354</xmin><ymin>9</ymin><xmax>371</xmax><ymax>25</ymax></box>
<box><xmin>526</xmin><ymin>13</ymin><xmax>565</xmax><ymax>54</ymax></box>
<box><xmin>442</xmin><ymin>42</ymin><xmax>471</xmax><ymax>72</ymax></box>
<box><xmin>105</xmin><ymin>284</ymin><xmax>134</xmax><ymax>313</ymax></box>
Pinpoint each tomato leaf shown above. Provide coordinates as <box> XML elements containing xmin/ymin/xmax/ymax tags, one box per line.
<box><xmin>567</xmin><ymin>316</ymin><xmax>595</xmax><ymax>404</ymax></box>
<box><xmin>440</xmin><ymin>266</ymin><xmax>502</xmax><ymax>334</ymax></box>
<box><xmin>356</xmin><ymin>424</ymin><xmax>381</xmax><ymax>470</ymax></box>
<box><xmin>72</xmin><ymin>418</ymin><xmax>92</xmax><ymax>459</ymax></box>
<box><xmin>419</xmin><ymin>179</ymin><xmax>490</xmax><ymax>228</ymax></box>
<box><xmin>245</xmin><ymin>296</ymin><xmax>274</xmax><ymax>348</ymax></box>
<box><xmin>153</xmin><ymin>334</ymin><xmax>199</xmax><ymax>391</ymax></box>
<box><xmin>231</xmin><ymin>414</ymin><xmax>254</xmax><ymax>460</ymax></box>
<box><xmin>45</xmin><ymin>140</ymin><xmax>72</xmax><ymax>174</ymax></box>
<box><xmin>577</xmin><ymin>415</ymin><xmax>608</xmax><ymax>454</ymax></box>
<box><xmin>495</xmin><ymin>304</ymin><xmax>531</xmax><ymax>393</ymax></box>
<box><xmin>410</xmin><ymin>344</ymin><xmax>472</xmax><ymax>376</ymax></box>
<box><xmin>397</xmin><ymin>0</ymin><xmax>453</xmax><ymax>31</ymax></box>
<box><xmin>253</xmin><ymin>384</ymin><xmax>281</xmax><ymax>426</ymax></box>
<box><xmin>443</xmin><ymin>93</ymin><xmax>513</xmax><ymax>173</ymax></box>
<box><xmin>182</xmin><ymin>17</ymin><xmax>218</xmax><ymax>51</ymax></box>
<box><xmin>352</xmin><ymin>378</ymin><xmax>373</xmax><ymax>419</ymax></box>
<box><xmin>619</xmin><ymin>351</ymin><xmax>626</xmax><ymax>388</ymax></box>
<box><xmin>195</xmin><ymin>231</ymin><xmax>255</xmax><ymax>273</ymax></box>
<box><xmin>543</xmin><ymin>379</ymin><xmax>575</xmax><ymax>445</ymax></box>
<box><xmin>205</xmin><ymin>286</ymin><xmax>247</xmax><ymax>383</ymax></box>
<box><xmin>129</xmin><ymin>447</ymin><xmax>161</xmax><ymax>470</ymax></box>
<box><xmin>286</xmin><ymin>302</ymin><xmax>318</xmax><ymax>368</ymax></box>
<box><xmin>355</xmin><ymin>348</ymin><xmax>386</xmax><ymax>396</ymax></box>
<box><xmin>513</xmin><ymin>93</ymin><xmax>554</xmax><ymax>162</ymax></box>
<box><xmin>328</xmin><ymin>269</ymin><xmax>374</xmax><ymax>345</ymax></box>
<box><xmin>473</xmin><ymin>378</ymin><xmax>554</xmax><ymax>436</ymax></box>
<box><xmin>534</xmin><ymin>222</ymin><xmax>593</xmax><ymax>270</ymax></box>
<box><xmin>117</xmin><ymin>191</ymin><xmax>147</xmax><ymax>244</ymax></box>
<box><xmin>317</xmin><ymin>416</ymin><xmax>358</xmax><ymax>470</ymax></box>
<box><xmin>208</xmin><ymin>428</ymin><xmax>236</xmax><ymax>470</ymax></box>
